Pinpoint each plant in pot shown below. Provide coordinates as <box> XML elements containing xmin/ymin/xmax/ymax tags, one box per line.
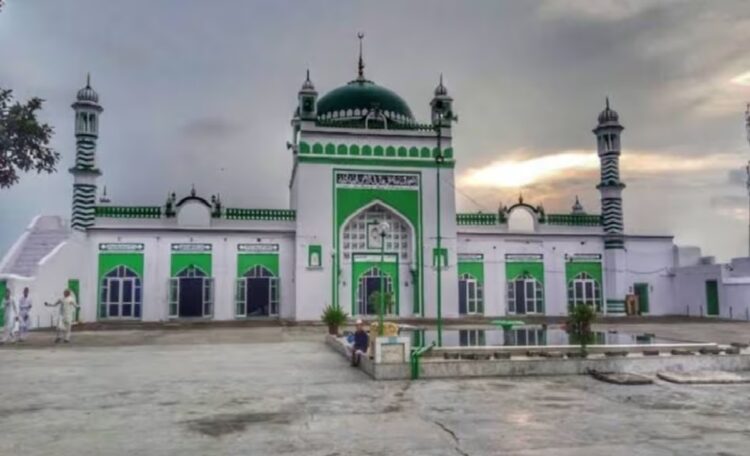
<box><xmin>566</xmin><ymin>303</ymin><xmax>596</xmax><ymax>358</ymax></box>
<box><xmin>321</xmin><ymin>305</ymin><xmax>348</xmax><ymax>336</ymax></box>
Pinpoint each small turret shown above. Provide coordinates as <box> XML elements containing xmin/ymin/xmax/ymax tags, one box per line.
<box><xmin>430</xmin><ymin>74</ymin><xmax>455</xmax><ymax>126</ymax></box>
<box><xmin>297</xmin><ymin>69</ymin><xmax>317</xmax><ymax>121</ymax></box>
<box><xmin>571</xmin><ymin>196</ymin><xmax>586</xmax><ymax>215</ymax></box>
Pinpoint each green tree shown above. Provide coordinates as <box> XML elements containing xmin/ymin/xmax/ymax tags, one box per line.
<box><xmin>0</xmin><ymin>89</ymin><xmax>58</xmax><ymax>188</ymax></box>
<box><xmin>566</xmin><ymin>303</ymin><xmax>596</xmax><ymax>357</ymax></box>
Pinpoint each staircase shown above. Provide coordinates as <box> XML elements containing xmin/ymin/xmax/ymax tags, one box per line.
<box><xmin>1</xmin><ymin>216</ymin><xmax>70</xmax><ymax>278</ymax></box>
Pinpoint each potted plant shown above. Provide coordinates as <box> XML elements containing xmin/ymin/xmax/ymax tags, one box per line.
<box><xmin>321</xmin><ymin>305</ymin><xmax>348</xmax><ymax>336</ymax></box>
<box><xmin>566</xmin><ymin>303</ymin><xmax>596</xmax><ymax>357</ymax></box>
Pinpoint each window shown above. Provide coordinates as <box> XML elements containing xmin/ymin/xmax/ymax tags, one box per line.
<box><xmin>568</xmin><ymin>272</ymin><xmax>602</xmax><ymax>312</ymax></box>
<box><xmin>100</xmin><ymin>265</ymin><xmax>142</xmax><ymax>319</ymax></box>
<box><xmin>459</xmin><ymin>330</ymin><xmax>486</xmax><ymax>347</ymax></box>
<box><xmin>507</xmin><ymin>274</ymin><xmax>543</xmax><ymax>314</ymax></box>
<box><xmin>342</xmin><ymin>204</ymin><xmax>412</xmax><ymax>261</ymax></box>
<box><xmin>459</xmin><ymin>273</ymin><xmax>483</xmax><ymax>315</ymax></box>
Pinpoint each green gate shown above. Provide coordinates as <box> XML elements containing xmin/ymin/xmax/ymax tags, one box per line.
<box><xmin>634</xmin><ymin>283</ymin><xmax>649</xmax><ymax>314</ymax></box>
<box><xmin>705</xmin><ymin>280</ymin><xmax>719</xmax><ymax>316</ymax></box>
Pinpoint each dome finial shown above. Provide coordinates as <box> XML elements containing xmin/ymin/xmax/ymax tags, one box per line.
<box><xmin>434</xmin><ymin>72</ymin><xmax>448</xmax><ymax>96</ymax></box>
<box><xmin>606</xmin><ymin>96</ymin><xmax>610</xmax><ymax>110</ymax></box>
<box><xmin>357</xmin><ymin>32</ymin><xmax>365</xmax><ymax>80</ymax></box>
<box><xmin>86</xmin><ymin>72</ymin><xmax>91</xmax><ymax>88</ymax></box>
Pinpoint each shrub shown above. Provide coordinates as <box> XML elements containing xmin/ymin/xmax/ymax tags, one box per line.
<box><xmin>321</xmin><ymin>305</ymin><xmax>348</xmax><ymax>335</ymax></box>
<box><xmin>566</xmin><ymin>303</ymin><xmax>596</xmax><ymax>356</ymax></box>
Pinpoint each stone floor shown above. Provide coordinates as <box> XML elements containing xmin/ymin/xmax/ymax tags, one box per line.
<box><xmin>1</xmin><ymin>322</ymin><xmax>750</xmax><ymax>455</ymax></box>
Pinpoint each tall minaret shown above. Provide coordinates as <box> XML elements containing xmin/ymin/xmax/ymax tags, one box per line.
<box><xmin>594</xmin><ymin>98</ymin><xmax>627</xmax><ymax>311</ymax></box>
<box><xmin>69</xmin><ymin>74</ymin><xmax>103</xmax><ymax>231</ymax></box>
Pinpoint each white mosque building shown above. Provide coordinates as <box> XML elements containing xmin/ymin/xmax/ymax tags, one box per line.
<box><xmin>2</xmin><ymin>51</ymin><xmax>749</xmax><ymax>328</ymax></box>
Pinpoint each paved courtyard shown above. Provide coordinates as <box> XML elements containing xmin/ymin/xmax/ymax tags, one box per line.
<box><xmin>1</xmin><ymin>323</ymin><xmax>750</xmax><ymax>455</ymax></box>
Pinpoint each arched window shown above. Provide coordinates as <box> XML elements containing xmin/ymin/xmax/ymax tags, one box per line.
<box><xmin>357</xmin><ymin>267</ymin><xmax>394</xmax><ymax>315</ymax></box>
<box><xmin>177</xmin><ymin>265</ymin><xmax>207</xmax><ymax>278</ymax></box>
<box><xmin>100</xmin><ymin>265</ymin><xmax>142</xmax><ymax>319</ymax></box>
<box><xmin>507</xmin><ymin>273</ymin><xmax>543</xmax><ymax>314</ymax></box>
<box><xmin>459</xmin><ymin>273</ymin><xmax>483</xmax><ymax>315</ymax></box>
<box><xmin>342</xmin><ymin>204</ymin><xmax>412</xmax><ymax>261</ymax></box>
<box><xmin>568</xmin><ymin>272</ymin><xmax>602</xmax><ymax>312</ymax></box>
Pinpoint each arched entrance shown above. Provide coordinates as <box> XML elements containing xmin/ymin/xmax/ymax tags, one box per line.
<box><xmin>341</xmin><ymin>202</ymin><xmax>414</xmax><ymax>316</ymax></box>
<box><xmin>356</xmin><ymin>266</ymin><xmax>394</xmax><ymax>315</ymax></box>
<box><xmin>101</xmin><ymin>265</ymin><xmax>142</xmax><ymax>319</ymax></box>
<box><xmin>169</xmin><ymin>265</ymin><xmax>213</xmax><ymax>318</ymax></box>
<box><xmin>235</xmin><ymin>265</ymin><xmax>279</xmax><ymax>317</ymax></box>
<box><xmin>567</xmin><ymin>272</ymin><xmax>602</xmax><ymax>312</ymax></box>
<box><xmin>507</xmin><ymin>273</ymin><xmax>544</xmax><ymax>315</ymax></box>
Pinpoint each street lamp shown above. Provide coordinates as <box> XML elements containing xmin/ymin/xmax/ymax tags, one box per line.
<box><xmin>378</xmin><ymin>221</ymin><xmax>390</xmax><ymax>336</ymax></box>
<box><xmin>434</xmin><ymin>120</ymin><xmax>445</xmax><ymax>347</ymax></box>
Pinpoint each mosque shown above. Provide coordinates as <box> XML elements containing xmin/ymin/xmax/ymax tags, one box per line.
<box><xmin>2</xmin><ymin>46</ymin><xmax>748</xmax><ymax>328</ymax></box>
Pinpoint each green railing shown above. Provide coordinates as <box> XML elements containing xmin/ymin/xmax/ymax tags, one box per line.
<box><xmin>315</xmin><ymin>118</ymin><xmax>436</xmax><ymax>131</ymax></box>
<box><xmin>456</xmin><ymin>212</ymin><xmax>504</xmax><ymax>225</ymax></box>
<box><xmin>543</xmin><ymin>214</ymin><xmax>602</xmax><ymax>226</ymax></box>
<box><xmin>225</xmin><ymin>208</ymin><xmax>296</xmax><ymax>221</ymax></box>
<box><xmin>94</xmin><ymin>206</ymin><xmax>162</xmax><ymax>218</ymax></box>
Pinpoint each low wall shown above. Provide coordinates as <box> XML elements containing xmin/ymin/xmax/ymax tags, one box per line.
<box><xmin>325</xmin><ymin>335</ymin><xmax>750</xmax><ymax>381</ymax></box>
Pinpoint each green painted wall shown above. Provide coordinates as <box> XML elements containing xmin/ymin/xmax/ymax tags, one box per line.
<box><xmin>351</xmin><ymin>255</ymin><xmax>399</xmax><ymax>315</ymax></box>
<box><xmin>565</xmin><ymin>262</ymin><xmax>602</xmax><ymax>285</ymax></box>
<box><xmin>505</xmin><ymin>261</ymin><xmax>544</xmax><ymax>284</ymax></box>
<box><xmin>237</xmin><ymin>253</ymin><xmax>279</xmax><ymax>277</ymax></box>
<box><xmin>458</xmin><ymin>261</ymin><xmax>484</xmax><ymax>283</ymax></box>
<box><xmin>171</xmin><ymin>253</ymin><xmax>212</xmax><ymax>276</ymax></box>
<box><xmin>98</xmin><ymin>253</ymin><xmax>144</xmax><ymax>280</ymax></box>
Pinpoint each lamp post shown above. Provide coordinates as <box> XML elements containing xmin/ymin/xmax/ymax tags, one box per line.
<box><xmin>378</xmin><ymin>221</ymin><xmax>390</xmax><ymax>336</ymax></box>
<box><xmin>435</xmin><ymin>120</ymin><xmax>445</xmax><ymax>347</ymax></box>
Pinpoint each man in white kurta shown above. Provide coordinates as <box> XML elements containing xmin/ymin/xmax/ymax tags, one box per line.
<box><xmin>45</xmin><ymin>289</ymin><xmax>79</xmax><ymax>343</ymax></box>
<box><xmin>1</xmin><ymin>288</ymin><xmax>18</xmax><ymax>343</ymax></box>
<box><xmin>17</xmin><ymin>287</ymin><xmax>32</xmax><ymax>342</ymax></box>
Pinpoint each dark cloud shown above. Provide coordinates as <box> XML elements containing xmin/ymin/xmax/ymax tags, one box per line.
<box><xmin>1</xmin><ymin>0</ymin><xmax>750</xmax><ymax>261</ymax></box>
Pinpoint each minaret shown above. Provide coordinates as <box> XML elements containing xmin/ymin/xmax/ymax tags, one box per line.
<box><xmin>430</xmin><ymin>74</ymin><xmax>455</xmax><ymax>127</ymax></box>
<box><xmin>297</xmin><ymin>69</ymin><xmax>317</xmax><ymax>121</ymax></box>
<box><xmin>594</xmin><ymin>98</ymin><xmax>627</xmax><ymax>312</ymax></box>
<box><xmin>69</xmin><ymin>74</ymin><xmax>103</xmax><ymax>231</ymax></box>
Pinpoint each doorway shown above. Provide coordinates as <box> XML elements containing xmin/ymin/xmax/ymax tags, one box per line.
<box><xmin>235</xmin><ymin>265</ymin><xmax>279</xmax><ymax>317</ymax></box>
<box><xmin>169</xmin><ymin>266</ymin><xmax>213</xmax><ymax>319</ymax></box>
<box><xmin>507</xmin><ymin>274</ymin><xmax>543</xmax><ymax>315</ymax></box>
<box><xmin>356</xmin><ymin>267</ymin><xmax>394</xmax><ymax>316</ymax></box>
<box><xmin>705</xmin><ymin>280</ymin><xmax>719</xmax><ymax>316</ymax></box>
<box><xmin>634</xmin><ymin>283</ymin><xmax>649</xmax><ymax>314</ymax></box>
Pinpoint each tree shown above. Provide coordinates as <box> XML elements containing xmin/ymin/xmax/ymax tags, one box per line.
<box><xmin>566</xmin><ymin>303</ymin><xmax>596</xmax><ymax>357</ymax></box>
<box><xmin>0</xmin><ymin>89</ymin><xmax>58</xmax><ymax>188</ymax></box>
<box><xmin>368</xmin><ymin>291</ymin><xmax>394</xmax><ymax>315</ymax></box>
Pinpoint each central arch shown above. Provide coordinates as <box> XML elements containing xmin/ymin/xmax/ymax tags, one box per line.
<box><xmin>340</xmin><ymin>201</ymin><xmax>415</xmax><ymax>316</ymax></box>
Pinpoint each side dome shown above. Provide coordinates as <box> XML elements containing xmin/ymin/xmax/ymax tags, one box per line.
<box><xmin>597</xmin><ymin>97</ymin><xmax>619</xmax><ymax>124</ymax></box>
<box><xmin>316</xmin><ymin>79</ymin><xmax>414</xmax><ymax>123</ymax></box>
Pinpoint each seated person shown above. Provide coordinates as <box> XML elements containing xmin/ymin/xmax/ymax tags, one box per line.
<box><xmin>351</xmin><ymin>319</ymin><xmax>369</xmax><ymax>367</ymax></box>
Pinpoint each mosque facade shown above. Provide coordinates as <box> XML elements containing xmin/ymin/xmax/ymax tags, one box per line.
<box><xmin>4</xmin><ymin>53</ymin><xmax>731</xmax><ymax>328</ymax></box>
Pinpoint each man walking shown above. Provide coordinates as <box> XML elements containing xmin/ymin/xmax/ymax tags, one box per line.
<box><xmin>45</xmin><ymin>289</ymin><xmax>79</xmax><ymax>344</ymax></box>
<box><xmin>1</xmin><ymin>288</ymin><xmax>18</xmax><ymax>344</ymax></box>
<box><xmin>17</xmin><ymin>287</ymin><xmax>32</xmax><ymax>342</ymax></box>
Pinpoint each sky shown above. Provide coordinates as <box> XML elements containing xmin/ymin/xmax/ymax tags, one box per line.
<box><xmin>1</xmin><ymin>0</ymin><xmax>750</xmax><ymax>261</ymax></box>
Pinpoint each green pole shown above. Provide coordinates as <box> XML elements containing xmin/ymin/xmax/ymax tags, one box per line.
<box><xmin>379</xmin><ymin>231</ymin><xmax>385</xmax><ymax>336</ymax></box>
<box><xmin>435</xmin><ymin>119</ymin><xmax>443</xmax><ymax>347</ymax></box>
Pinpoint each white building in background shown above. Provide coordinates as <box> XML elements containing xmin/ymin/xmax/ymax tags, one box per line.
<box><xmin>2</xmin><ymin>51</ymin><xmax>747</xmax><ymax>327</ymax></box>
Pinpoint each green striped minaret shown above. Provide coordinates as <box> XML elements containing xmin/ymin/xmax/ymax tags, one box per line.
<box><xmin>69</xmin><ymin>74</ymin><xmax>103</xmax><ymax>231</ymax></box>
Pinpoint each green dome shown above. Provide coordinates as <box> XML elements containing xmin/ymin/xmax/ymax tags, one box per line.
<box><xmin>317</xmin><ymin>79</ymin><xmax>414</xmax><ymax>121</ymax></box>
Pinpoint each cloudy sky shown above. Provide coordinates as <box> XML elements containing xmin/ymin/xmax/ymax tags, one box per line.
<box><xmin>1</xmin><ymin>0</ymin><xmax>749</xmax><ymax>261</ymax></box>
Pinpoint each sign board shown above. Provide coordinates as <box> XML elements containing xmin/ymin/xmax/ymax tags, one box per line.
<box><xmin>237</xmin><ymin>243</ymin><xmax>279</xmax><ymax>253</ymax></box>
<box><xmin>171</xmin><ymin>243</ymin><xmax>212</xmax><ymax>252</ymax></box>
<box><xmin>505</xmin><ymin>253</ymin><xmax>543</xmax><ymax>262</ymax></box>
<box><xmin>99</xmin><ymin>243</ymin><xmax>144</xmax><ymax>252</ymax></box>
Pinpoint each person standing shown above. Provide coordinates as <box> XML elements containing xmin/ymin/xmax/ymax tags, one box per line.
<box><xmin>1</xmin><ymin>288</ymin><xmax>18</xmax><ymax>344</ymax></box>
<box><xmin>17</xmin><ymin>287</ymin><xmax>32</xmax><ymax>342</ymax></box>
<box><xmin>45</xmin><ymin>289</ymin><xmax>79</xmax><ymax>344</ymax></box>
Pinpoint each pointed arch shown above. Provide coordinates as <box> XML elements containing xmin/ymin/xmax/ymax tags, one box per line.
<box><xmin>339</xmin><ymin>199</ymin><xmax>416</xmax><ymax>262</ymax></box>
